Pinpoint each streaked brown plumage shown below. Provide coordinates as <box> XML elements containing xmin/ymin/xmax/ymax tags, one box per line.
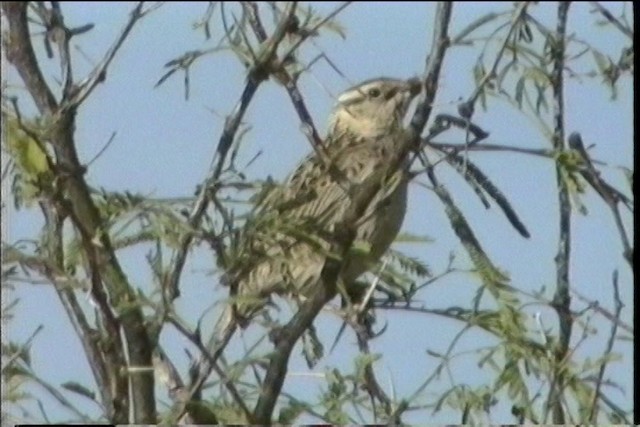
<box><xmin>225</xmin><ymin>77</ymin><xmax>421</xmax><ymax>324</ymax></box>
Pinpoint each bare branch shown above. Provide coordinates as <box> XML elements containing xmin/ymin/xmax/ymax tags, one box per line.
<box><xmin>545</xmin><ymin>3</ymin><xmax>572</xmax><ymax>424</ymax></box>
<box><xmin>241</xmin><ymin>2</ymin><xmax>268</xmax><ymax>42</ymax></box>
<box><xmin>66</xmin><ymin>2</ymin><xmax>154</xmax><ymax>109</ymax></box>
<box><xmin>355</xmin><ymin>327</ymin><xmax>401</xmax><ymax>423</ymax></box>
<box><xmin>164</xmin><ymin>314</ymin><xmax>252</xmax><ymax>421</ymax></box>
<box><xmin>409</xmin><ymin>2</ymin><xmax>453</xmax><ymax>136</ymax></box>
<box><xmin>588</xmin><ymin>270</ymin><xmax>624</xmax><ymax>422</ymax></box>
<box><xmin>280</xmin><ymin>2</ymin><xmax>353</xmax><ymax>63</ymax></box>
<box><xmin>164</xmin><ymin>2</ymin><xmax>298</xmax><ymax>302</ymax></box>
<box><xmin>589</xmin><ymin>2</ymin><xmax>633</xmax><ymax>39</ymax></box>
<box><xmin>4</xmin><ymin>2</ymin><xmax>159</xmax><ymax>421</ymax></box>
<box><xmin>253</xmin><ymin>271</ymin><xmax>335</xmax><ymax>423</ymax></box>
<box><xmin>163</xmin><ymin>4</ymin><xmax>301</xmax><ymax>423</ymax></box>
<box><xmin>462</xmin><ymin>2</ymin><xmax>531</xmax><ymax>114</ymax></box>
<box><xmin>571</xmin><ymin>288</ymin><xmax>632</xmax><ymax>334</ymax></box>
<box><xmin>568</xmin><ymin>132</ymin><xmax>633</xmax><ymax>268</ymax></box>
<box><xmin>2</xmin><ymin>3</ymin><xmax>57</xmax><ymax>113</ymax></box>
<box><xmin>429</xmin><ymin>141</ymin><xmax>555</xmax><ymax>158</ymax></box>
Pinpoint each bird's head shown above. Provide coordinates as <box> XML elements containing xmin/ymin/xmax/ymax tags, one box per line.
<box><xmin>329</xmin><ymin>77</ymin><xmax>422</xmax><ymax>138</ymax></box>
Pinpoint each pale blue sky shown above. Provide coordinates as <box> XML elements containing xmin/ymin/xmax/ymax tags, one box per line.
<box><xmin>4</xmin><ymin>2</ymin><xmax>633</xmax><ymax>424</ymax></box>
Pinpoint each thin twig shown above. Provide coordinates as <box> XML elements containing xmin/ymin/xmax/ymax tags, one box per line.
<box><xmin>162</xmin><ymin>5</ymin><xmax>300</xmax><ymax>423</ymax></box>
<box><xmin>164</xmin><ymin>2</ymin><xmax>298</xmax><ymax>302</ymax></box>
<box><xmin>570</xmin><ymin>288</ymin><xmax>632</xmax><ymax>334</ymax></box>
<box><xmin>589</xmin><ymin>2</ymin><xmax>633</xmax><ymax>39</ymax></box>
<box><xmin>409</xmin><ymin>2</ymin><xmax>453</xmax><ymax>136</ymax></box>
<box><xmin>253</xmin><ymin>272</ymin><xmax>336</xmax><ymax>423</ymax></box>
<box><xmin>1</xmin><ymin>325</ymin><xmax>44</xmax><ymax>374</ymax></box>
<box><xmin>66</xmin><ymin>3</ymin><xmax>152</xmax><ymax>109</ymax></box>
<box><xmin>280</xmin><ymin>2</ymin><xmax>353</xmax><ymax>63</ymax></box>
<box><xmin>451</xmin><ymin>12</ymin><xmax>508</xmax><ymax>45</ymax></box>
<box><xmin>568</xmin><ymin>132</ymin><xmax>633</xmax><ymax>267</ymax></box>
<box><xmin>86</xmin><ymin>132</ymin><xmax>117</xmax><ymax>167</ymax></box>
<box><xmin>241</xmin><ymin>2</ymin><xmax>268</xmax><ymax>41</ymax></box>
<box><xmin>165</xmin><ymin>315</ymin><xmax>252</xmax><ymax>421</ymax></box>
<box><xmin>355</xmin><ymin>326</ymin><xmax>399</xmax><ymax>423</ymax></box>
<box><xmin>588</xmin><ymin>270</ymin><xmax>624</xmax><ymax>422</ymax></box>
<box><xmin>464</xmin><ymin>2</ymin><xmax>531</xmax><ymax>110</ymax></box>
<box><xmin>30</xmin><ymin>369</ymin><xmax>94</xmax><ymax>422</ymax></box>
<box><xmin>2</xmin><ymin>3</ymin><xmax>57</xmax><ymax>113</ymax></box>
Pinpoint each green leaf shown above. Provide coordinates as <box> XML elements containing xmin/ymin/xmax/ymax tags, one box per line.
<box><xmin>3</xmin><ymin>115</ymin><xmax>54</xmax><ymax>207</ymax></box>
<box><xmin>278</xmin><ymin>399</ymin><xmax>310</xmax><ymax>424</ymax></box>
<box><xmin>514</xmin><ymin>76</ymin><xmax>525</xmax><ymax>108</ymax></box>
<box><xmin>301</xmin><ymin>325</ymin><xmax>324</xmax><ymax>368</ymax></box>
<box><xmin>591</xmin><ymin>49</ymin><xmax>610</xmax><ymax>74</ymax></box>
<box><xmin>4</xmin><ymin>116</ymin><xmax>50</xmax><ymax>177</ymax></box>
<box><xmin>354</xmin><ymin>353</ymin><xmax>382</xmax><ymax>382</ymax></box>
<box><xmin>393</xmin><ymin>232</ymin><xmax>434</xmax><ymax>244</ymax></box>
<box><xmin>60</xmin><ymin>382</ymin><xmax>96</xmax><ymax>401</ymax></box>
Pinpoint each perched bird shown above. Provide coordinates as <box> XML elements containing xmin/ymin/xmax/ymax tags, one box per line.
<box><xmin>223</xmin><ymin>77</ymin><xmax>422</xmax><ymax>326</ymax></box>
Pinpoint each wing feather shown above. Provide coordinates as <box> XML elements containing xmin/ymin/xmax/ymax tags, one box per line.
<box><xmin>229</xmin><ymin>133</ymin><xmax>407</xmax><ymax>318</ymax></box>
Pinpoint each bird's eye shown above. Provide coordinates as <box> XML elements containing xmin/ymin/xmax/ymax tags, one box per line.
<box><xmin>368</xmin><ymin>88</ymin><xmax>382</xmax><ymax>98</ymax></box>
